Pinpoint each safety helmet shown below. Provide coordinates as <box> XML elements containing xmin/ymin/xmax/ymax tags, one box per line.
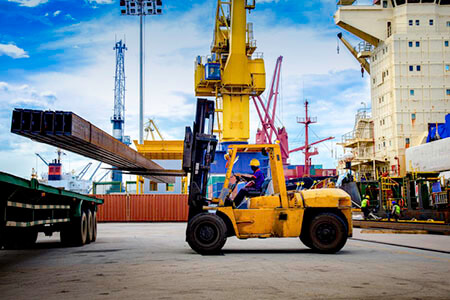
<box><xmin>250</xmin><ymin>159</ymin><xmax>260</xmax><ymax>167</ymax></box>
<box><xmin>365</xmin><ymin>195</ymin><xmax>370</xmax><ymax>199</ymax></box>
<box><xmin>392</xmin><ymin>201</ymin><xmax>396</xmax><ymax>205</ymax></box>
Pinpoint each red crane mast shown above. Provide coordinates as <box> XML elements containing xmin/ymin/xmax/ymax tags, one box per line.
<box><xmin>291</xmin><ymin>100</ymin><xmax>334</xmax><ymax>177</ymax></box>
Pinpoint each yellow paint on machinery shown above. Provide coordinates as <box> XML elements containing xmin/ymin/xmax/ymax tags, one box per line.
<box><xmin>205</xmin><ymin>144</ymin><xmax>353</xmax><ymax>242</ymax></box>
<box><xmin>134</xmin><ymin>140</ymin><xmax>184</xmax><ymax>160</ymax></box>
<box><xmin>194</xmin><ymin>0</ymin><xmax>266</xmax><ymax>142</ymax></box>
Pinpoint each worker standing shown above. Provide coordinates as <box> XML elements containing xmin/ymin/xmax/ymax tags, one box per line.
<box><xmin>390</xmin><ymin>201</ymin><xmax>401</xmax><ymax>222</ymax></box>
<box><xmin>361</xmin><ymin>195</ymin><xmax>370</xmax><ymax>220</ymax></box>
<box><xmin>233</xmin><ymin>159</ymin><xmax>265</xmax><ymax>208</ymax></box>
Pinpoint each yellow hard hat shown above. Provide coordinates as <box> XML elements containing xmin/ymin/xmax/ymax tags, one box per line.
<box><xmin>250</xmin><ymin>159</ymin><xmax>260</xmax><ymax>167</ymax></box>
<box><xmin>365</xmin><ymin>195</ymin><xmax>370</xmax><ymax>199</ymax></box>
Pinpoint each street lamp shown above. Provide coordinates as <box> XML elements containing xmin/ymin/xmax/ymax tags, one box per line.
<box><xmin>120</xmin><ymin>0</ymin><xmax>163</xmax><ymax>145</ymax></box>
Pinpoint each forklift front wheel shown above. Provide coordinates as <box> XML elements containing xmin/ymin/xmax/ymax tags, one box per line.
<box><xmin>309</xmin><ymin>213</ymin><xmax>348</xmax><ymax>254</ymax></box>
<box><xmin>187</xmin><ymin>213</ymin><xmax>227</xmax><ymax>255</ymax></box>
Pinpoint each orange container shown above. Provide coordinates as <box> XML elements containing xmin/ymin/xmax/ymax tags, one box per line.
<box><xmin>129</xmin><ymin>194</ymin><xmax>188</xmax><ymax>222</ymax></box>
<box><xmin>97</xmin><ymin>194</ymin><xmax>128</xmax><ymax>222</ymax></box>
<box><xmin>96</xmin><ymin>194</ymin><xmax>188</xmax><ymax>222</ymax></box>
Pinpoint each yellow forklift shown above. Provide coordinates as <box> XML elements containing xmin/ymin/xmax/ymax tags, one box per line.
<box><xmin>183</xmin><ymin>99</ymin><xmax>352</xmax><ymax>254</ymax></box>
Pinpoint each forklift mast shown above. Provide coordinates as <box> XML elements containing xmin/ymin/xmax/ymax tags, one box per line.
<box><xmin>182</xmin><ymin>99</ymin><xmax>218</xmax><ymax>220</ymax></box>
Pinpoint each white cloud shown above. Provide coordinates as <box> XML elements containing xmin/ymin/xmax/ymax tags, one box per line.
<box><xmin>53</xmin><ymin>10</ymin><xmax>61</xmax><ymax>17</ymax></box>
<box><xmin>44</xmin><ymin>12</ymin><xmax>49</xmax><ymax>17</ymax></box>
<box><xmin>0</xmin><ymin>44</ymin><xmax>29</xmax><ymax>59</ymax></box>
<box><xmin>65</xmin><ymin>14</ymin><xmax>76</xmax><ymax>21</ymax></box>
<box><xmin>85</xmin><ymin>0</ymin><xmax>114</xmax><ymax>6</ymax></box>
<box><xmin>8</xmin><ymin>0</ymin><xmax>48</xmax><ymax>7</ymax></box>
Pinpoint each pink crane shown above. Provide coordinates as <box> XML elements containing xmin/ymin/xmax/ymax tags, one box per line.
<box><xmin>252</xmin><ymin>56</ymin><xmax>290</xmax><ymax>164</ymax></box>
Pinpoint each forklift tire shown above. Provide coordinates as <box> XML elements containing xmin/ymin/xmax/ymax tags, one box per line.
<box><xmin>86</xmin><ymin>209</ymin><xmax>93</xmax><ymax>244</ymax></box>
<box><xmin>91</xmin><ymin>210</ymin><xmax>97</xmax><ymax>242</ymax></box>
<box><xmin>187</xmin><ymin>213</ymin><xmax>227</xmax><ymax>255</ymax></box>
<box><xmin>309</xmin><ymin>213</ymin><xmax>348</xmax><ymax>254</ymax></box>
<box><xmin>299</xmin><ymin>231</ymin><xmax>314</xmax><ymax>250</ymax></box>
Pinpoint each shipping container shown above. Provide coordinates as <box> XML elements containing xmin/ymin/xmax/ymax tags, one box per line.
<box><xmin>97</xmin><ymin>194</ymin><xmax>188</xmax><ymax>222</ymax></box>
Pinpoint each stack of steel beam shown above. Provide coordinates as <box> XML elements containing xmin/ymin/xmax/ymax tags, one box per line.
<box><xmin>11</xmin><ymin>109</ymin><xmax>176</xmax><ymax>183</ymax></box>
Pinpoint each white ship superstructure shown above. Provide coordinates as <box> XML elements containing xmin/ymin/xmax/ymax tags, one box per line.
<box><xmin>335</xmin><ymin>0</ymin><xmax>450</xmax><ymax>176</ymax></box>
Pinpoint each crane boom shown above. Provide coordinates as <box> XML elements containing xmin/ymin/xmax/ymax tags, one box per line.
<box><xmin>194</xmin><ymin>0</ymin><xmax>266</xmax><ymax>143</ymax></box>
<box><xmin>337</xmin><ymin>32</ymin><xmax>370</xmax><ymax>75</ymax></box>
<box><xmin>289</xmin><ymin>137</ymin><xmax>334</xmax><ymax>154</ymax></box>
<box><xmin>35</xmin><ymin>153</ymin><xmax>49</xmax><ymax>166</ymax></box>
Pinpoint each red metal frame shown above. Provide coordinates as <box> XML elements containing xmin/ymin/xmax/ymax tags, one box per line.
<box><xmin>252</xmin><ymin>56</ymin><xmax>290</xmax><ymax>163</ymax></box>
<box><xmin>291</xmin><ymin>100</ymin><xmax>334</xmax><ymax>177</ymax></box>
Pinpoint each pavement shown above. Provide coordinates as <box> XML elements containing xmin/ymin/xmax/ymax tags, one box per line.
<box><xmin>0</xmin><ymin>223</ymin><xmax>449</xmax><ymax>300</ymax></box>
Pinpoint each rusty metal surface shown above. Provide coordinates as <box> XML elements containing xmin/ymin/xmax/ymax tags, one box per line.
<box><xmin>11</xmin><ymin>109</ymin><xmax>174</xmax><ymax>183</ymax></box>
<box><xmin>96</xmin><ymin>194</ymin><xmax>188</xmax><ymax>222</ymax></box>
<box><xmin>353</xmin><ymin>220</ymin><xmax>450</xmax><ymax>234</ymax></box>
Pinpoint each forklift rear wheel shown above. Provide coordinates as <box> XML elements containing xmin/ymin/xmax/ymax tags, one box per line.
<box><xmin>187</xmin><ymin>213</ymin><xmax>227</xmax><ymax>255</ymax></box>
<box><xmin>309</xmin><ymin>213</ymin><xmax>347</xmax><ymax>254</ymax></box>
<box><xmin>299</xmin><ymin>231</ymin><xmax>314</xmax><ymax>249</ymax></box>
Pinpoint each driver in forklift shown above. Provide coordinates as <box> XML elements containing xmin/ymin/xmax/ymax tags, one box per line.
<box><xmin>233</xmin><ymin>159</ymin><xmax>265</xmax><ymax>207</ymax></box>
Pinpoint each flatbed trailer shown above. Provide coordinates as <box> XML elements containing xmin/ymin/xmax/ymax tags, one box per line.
<box><xmin>0</xmin><ymin>171</ymin><xmax>103</xmax><ymax>249</ymax></box>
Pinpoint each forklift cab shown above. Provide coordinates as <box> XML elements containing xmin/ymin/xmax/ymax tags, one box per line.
<box><xmin>217</xmin><ymin>144</ymin><xmax>286</xmax><ymax>209</ymax></box>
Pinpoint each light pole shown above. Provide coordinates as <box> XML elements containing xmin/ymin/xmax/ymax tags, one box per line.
<box><xmin>120</xmin><ymin>0</ymin><xmax>162</xmax><ymax>144</ymax></box>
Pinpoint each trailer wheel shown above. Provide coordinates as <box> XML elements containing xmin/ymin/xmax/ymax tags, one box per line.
<box><xmin>309</xmin><ymin>213</ymin><xmax>347</xmax><ymax>254</ymax></box>
<box><xmin>60</xmin><ymin>224</ymin><xmax>72</xmax><ymax>246</ymax></box>
<box><xmin>3</xmin><ymin>228</ymin><xmax>38</xmax><ymax>249</ymax></box>
<box><xmin>86</xmin><ymin>209</ymin><xmax>93</xmax><ymax>244</ymax></box>
<box><xmin>91</xmin><ymin>210</ymin><xmax>97</xmax><ymax>242</ymax></box>
<box><xmin>187</xmin><ymin>213</ymin><xmax>227</xmax><ymax>255</ymax></box>
<box><xmin>72</xmin><ymin>211</ymin><xmax>88</xmax><ymax>246</ymax></box>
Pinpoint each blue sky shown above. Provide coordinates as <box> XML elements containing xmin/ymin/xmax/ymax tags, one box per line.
<box><xmin>0</xmin><ymin>0</ymin><xmax>372</xmax><ymax>180</ymax></box>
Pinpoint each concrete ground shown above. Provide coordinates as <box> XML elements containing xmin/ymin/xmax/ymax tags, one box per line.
<box><xmin>0</xmin><ymin>223</ymin><xmax>449</xmax><ymax>300</ymax></box>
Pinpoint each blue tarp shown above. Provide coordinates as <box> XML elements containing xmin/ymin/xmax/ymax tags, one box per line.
<box><xmin>427</xmin><ymin>114</ymin><xmax>450</xmax><ymax>142</ymax></box>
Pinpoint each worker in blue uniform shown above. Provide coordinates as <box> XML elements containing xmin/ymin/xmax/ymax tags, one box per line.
<box><xmin>233</xmin><ymin>159</ymin><xmax>265</xmax><ymax>208</ymax></box>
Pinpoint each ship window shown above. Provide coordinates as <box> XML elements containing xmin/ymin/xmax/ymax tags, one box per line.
<box><xmin>409</xmin><ymin>20</ymin><xmax>413</xmax><ymax>26</ymax></box>
<box><xmin>416</xmin><ymin>65</ymin><xmax>421</xmax><ymax>71</ymax></box>
<box><xmin>406</xmin><ymin>138</ymin><xmax>410</xmax><ymax>145</ymax></box>
<box><xmin>447</xmin><ymin>21</ymin><xmax>450</xmax><ymax>27</ymax></box>
<box><xmin>383</xmin><ymin>0</ymin><xmax>388</xmax><ymax>8</ymax></box>
<box><xmin>383</xmin><ymin>141</ymin><xmax>386</xmax><ymax>147</ymax></box>
<box><xmin>415</xmin><ymin>20</ymin><xmax>420</xmax><ymax>26</ymax></box>
<box><xmin>429</xmin><ymin>19</ymin><xmax>434</xmax><ymax>26</ymax></box>
<box><xmin>447</xmin><ymin>89</ymin><xmax>450</xmax><ymax>96</ymax></box>
<box><xmin>410</xmin><ymin>89</ymin><xmax>415</xmax><ymax>96</ymax></box>
<box><xmin>446</xmin><ymin>65</ymin><xmax>450</xmax><ymax>71</ymax></box>
<box><xmin>409</xmin><ymin>65</ymin><xmax>414</xmax><ymax>71</ymax></box>
<box><xmin>416</xmin><ymin>41</ymin><xmax>420</xmax><ymax>47</ymax></box>
<box><xmin>445</xmin><ymin>41</ymin><xmax>449</xmax><ymax>47</ymax></box>
<box><xmin>397</xmin><ymin>0</ymin><xmax>405</xmax><ymax>4</ymax></box>
<box><xmin>408</xmin><ymin>41</ymin><xmax>413</xmax><ymax>47</ymax></box>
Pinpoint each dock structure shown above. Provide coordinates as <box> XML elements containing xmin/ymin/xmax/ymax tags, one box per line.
<box><xmin>335</xmin><ymin>1</ymin><xmax>450</xmax><ymax>177</ymax></box>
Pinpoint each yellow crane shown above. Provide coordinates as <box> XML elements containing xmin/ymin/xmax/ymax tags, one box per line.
<box><xmin>194</xmin><ymin>0</ymin><xmax>266</xmax><ymax>142</ymax></box>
